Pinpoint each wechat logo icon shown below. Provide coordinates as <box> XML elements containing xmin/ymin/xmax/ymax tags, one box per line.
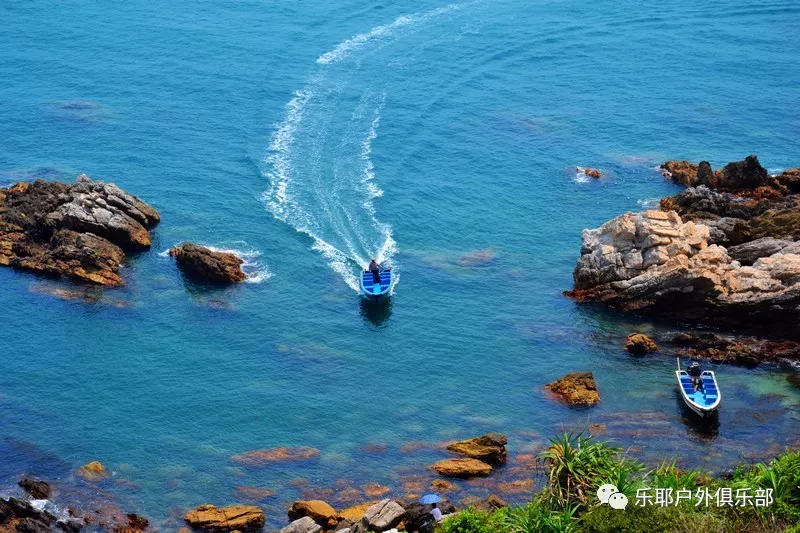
<box><xmin>598</xmin><ymin>483</ymin><xmax>628</xmax><ymax>510</ymax></box>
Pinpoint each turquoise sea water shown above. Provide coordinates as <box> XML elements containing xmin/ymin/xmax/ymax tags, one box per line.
<box><xmin>1</xmin><ymin>0</ymin><xmax>799</xmax><ymax>529</ymax></box>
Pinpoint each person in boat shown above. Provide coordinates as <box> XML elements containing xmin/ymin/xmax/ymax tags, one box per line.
<box><xmin>687</xmin><ymin>361</ymin><xmax>703</xmax><ymax>391</ymax></box>
<box><xmin>368</xmin><ymin>258</ymin><xmax>382</xmax><ymax>283</ymax></box>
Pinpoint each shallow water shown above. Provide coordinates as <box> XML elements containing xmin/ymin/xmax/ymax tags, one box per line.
<box><xmin>1</xmin><ymin>0</ymin><xmax>799</xmax><ymax>529</ymax></box>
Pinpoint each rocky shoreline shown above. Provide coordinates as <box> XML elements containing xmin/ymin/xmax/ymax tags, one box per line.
<box><xmin>567</xmin><ymin>155</ymin><xmax>800</xmax><ymax>341</ymax></box>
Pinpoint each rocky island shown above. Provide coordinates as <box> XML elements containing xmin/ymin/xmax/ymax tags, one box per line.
<box><xmin>567</xmin><ymin>156</ymin><xmax>800</xmax><ymax>339</ymax></box>
<box><xmin>0</xmin><ymin>175</ymin><xmax>159</xmax><ymax>286</ymax></box>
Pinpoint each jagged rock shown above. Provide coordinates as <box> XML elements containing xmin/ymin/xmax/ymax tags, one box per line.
<box><xmin>169</xmin><ymin>243</ymin><xmax>246</xmax><ymax>284</ymax></box>
<box><xmin>567</xmin><ymin>209</ymin><xmax>800</xmax><ymax>337</ymax></box>
<box><xmin>0</xmin><ymin>497</ymin><xmax>81</xmax><ymax>533</ymax></box>
<box><xmin>700</xmin><ymin>217</ymin><xmax>753</xmax><ymax>246</ymax></box>
<box><xmin>697</xmin><ymin>161</ymin><xmax>714</xmax><ymax>185</ymax></box>
<box><xmin>183</xmin><ymin>504</ymin><xmax>265</xmax><ymax>532</ymax></box>
<box><xmin>748</xmin><ymin>195</ymin><xmax>800</xmax><ymax>240</ymax></box>
<box><xmin>446</xmin><ymin>434</ymin><xmax>507</xmax><ymax>465</ymax></box>
<box><xmin>625</xmin><ymin>333</ymin><xmax>658</xmax><ymax>354</ymax></box>
<box><xmin>279</xmin><ymin>516</ymin><xmax>321</xmax><ymax>533</ymax></box>
<box><xmin>660</xmin><ymin>161</ymin><xmax>699</xmax><ymax>186</ymax></box>
<box><xmin>668</xmin><ymin>332</ymin><xmax>800</xmax><ymax>366</ymax></box>
<box><xmin>287</xmin><ymin>500</ymin><xmax>337</xmax><ymax>528</ymax></box>
<box><xmin>585</xmin><ymin>168</ymin><xmax>602</xmax><ymax>178</ymax></box>
<box><xmin>545</xmin><ymin>372</ymin><xmax>600</xmax><ymax>406</ymax></box>
<box><xmin>361</xmin><ymin>500</ymin><xmax>405</xmax><ymax>532</ymax></box>
<box><xmin>775</xmin><ymin>168</ymin><xmax>800</xmax><ymax>194</ymax></box>
<box><xmin>712</xmin><ymin>155</ymin><xmax>769</xmax><ymax>190</ymax></box>
<box><xmin>77</xmin><ymin>461</ymin><xmax>109</xmax><ymax>482</ymax></box>
<box><xmin>18</xmin><ymin>476</ymin><xmax>50</xmax><ymax>499</ymax></box>
<box><xmin>727</xmin><ymin>237</ymin><xmax>797</xmax><ymax>266</ymax></box>
<box><xmin>431</xmin><ymin>458</ymin><xmax>492</xmax><ymax>478</ymax></box>
<box><xmin>474</xmin><ymin>494</ymin><xmax>510</xmax><ymax>513</ymax></box>
<box><xmin>0</xmin><ymin>176</ymin><xmax>158</xmax><ymax>286</ymax></box>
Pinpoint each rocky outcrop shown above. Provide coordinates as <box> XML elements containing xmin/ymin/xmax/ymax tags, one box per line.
<box><xmin>660</xmin><ymin>161</ymin><xmax>699</xmax><ymax>186</ymax></box>
<box><xmin>446</xmin><ymin>433</ymin><xmax>507</xmax><ymax>465</ymax></box>
<box><xmin>545</xmin><ymin>372</ymin><xmax>600</xmax><ymax>406</ymax></box>
<box><xmin>287</xmin><ymin>500</ymin><xmax>337</xmax><ymax>529</ymax></box>
<box><xmin>169</xmin><ymin>243</ymin><xmax>246</xmax><ymax>284</ymax></box>
<box><xmin>667</xmin><ymin>332</ymin><xmax>800</xmax><ymax>367</ymax></box>
<box><xmin>584</xmin><ymin>168</ymin><xmax>602</xmax><ymax>178</ymax></box>
<box><xmin>0</xmin><ymin>497</ymin><xmax>82</xmax><ymax>533</ymax></box>
<box><xmin>18</xmin><ymin>476</ymin><xmax>50</xmax><ymax>500</ymax></box>
<box><xmin>661</xmin><ymin>155</ymin><xmax>772</xmax><ymax>192</ymax></box>
<box><xmin>567</xmin><ymin>209</ymin><xmax>800</xmax><ymax>337</ymax></box>
<box><xmin>727</xmin><ymin>237</ymin><xmax>798</xmax><ymax>266</ymax></box>
<box><xmin>183</xmin><ymin>504</ymin><xmax>265</xmax><ymax>532</ymax></box>
<box><xmin>431</xmin><ymin>458</ymin><xmax>492</xmax><ymax>478</ymax></box>
<box><xmin>0</xmin><ymin>176</ymin><xmax>159</xmax><ymax>286</ymax></box>
<box><xmin>625</xmin><ymin>333</ymin><xmax>658</xmax><ymax>354</ymax></box>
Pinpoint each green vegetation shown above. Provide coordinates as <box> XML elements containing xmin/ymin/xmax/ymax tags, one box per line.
<box><xmin>438</xmin><ymin>432</ymin><xmax>800</xmax><ymax>533</ymax></box>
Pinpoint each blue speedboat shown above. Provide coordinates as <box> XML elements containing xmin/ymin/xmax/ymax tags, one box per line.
<box><xmin>360</xmin><ymin>268</ymin><xmax>394</xmax><ymax>300</ymax></box>
<box><xmin>675</xmin><ymin>358</ymin><xmax>721</xmax><ymax>417</ymax></box>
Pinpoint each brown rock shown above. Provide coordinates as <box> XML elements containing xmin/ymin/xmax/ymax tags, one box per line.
<box><xmin>338</xmin><ymin>502</ymin><xmax>375</xmax><ymax>522</ymax></box>
<box><xmin>661</xmin><ymin>161</ymin><xmax>699</xmax><ymax>186</ymax></box>
<box><xmin>169</xmin><ymin>243</ymin><xmax>246</xmax><ymax>284</ymax></box>
<box><xmin>287</xmin><ymin>500</ymin><xmax>337</xmax><ymax>528</ymax></box>
<box><xmin>18</xmin><ymin>476</ymin><xmax>51</xmax><ymax>499</ymax></box>
<box><xmin>431</xmin><ymin>458</ymin><xmax>492</xmax><ymax>478</ymax></box>
<box><xmin>77</xmin><ymin>461</ymin><xmax>109</xmax><ymax>482</ymax></box>
<box><xmin>362</xmin><ymin>483</ymin><xmax>390</xmax><ymax>498</ymax></box>
<box><xmin>0</xmin><ymin>176</ymin><xmax>158</xmax><ymax>286</ymax></box>
<box><xmin>233</xmin><ymin>486</ymin><xmax>276</xmax><ymax>502</ymax></box>
<box><xmin>625</xmin><ymin>333</ymin><xmax>658</xmax><ymax>354</ymax></box>
<box><xmin>184</xmin><ymin>504</ymin><xmax>265</xmax><ymax>532</ymax></box>
<box><xmin>231</xmin><ymin>447</ymin><xmax>320</xmax><ymax>467</ymax></box>
<box><xmin>775</xmin><ymin>168</ymin><xmax>800</xmax><ymax>194</ymax></box>
<box><xmin>584</xmin><ymin>168</ymin><xmax>602</xmax><ymax>178</ymax></box>
<box><xmin>430</xmin><ymin>479</ymin><xmax>458</xmax><ymax>492</ymax></box>
<box><xmin>473</xmin><ymin>494</ymin><xmax>510</xmax><ymax>513</ymax></box>
<box><xmin>545</xmin><ymin>372</ymin><xmax>600</xmax><ymax>406</ymax></box>
<box><xmin>446</xmin><ymin>434</ymin><xmax>507</xmax><ymax>465</ymax></box>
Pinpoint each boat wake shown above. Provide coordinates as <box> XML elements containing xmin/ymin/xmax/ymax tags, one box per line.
<box><xmin>262</xmin><ymin>4</ymin><xmax>468</xmax><ymax>291</ymax></box>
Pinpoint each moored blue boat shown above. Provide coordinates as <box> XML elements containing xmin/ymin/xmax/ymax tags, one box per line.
<box><xmin>360</xmin><ymin>268</ymin><xmax>394</xmax><ymax>300</ymax></box>
<box><xmin>675</xmin><ymin>358</ymin><xmax>721</xmax><ymax>417</ymax></box>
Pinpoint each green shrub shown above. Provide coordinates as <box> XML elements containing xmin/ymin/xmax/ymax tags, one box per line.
<box><xmin>439</xmin><ymin>508</ymin><xmax>502</xmax><ymax>533</ymax></box>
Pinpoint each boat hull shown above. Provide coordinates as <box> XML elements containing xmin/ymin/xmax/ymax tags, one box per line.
<box><xmin>359</xmin><ymin>269</ymin><xmax>394</xmax><ymax>300</ymax></box>
<box><xmin>675</xmin><ymin>369</ymin><xmax>721</xmax><ymax>417</ymax></box>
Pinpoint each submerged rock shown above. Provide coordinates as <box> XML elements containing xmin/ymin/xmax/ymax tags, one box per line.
<box><xmin>667</xmin><ymin>332</ymin><xmax>800</xmax><ymax>367</ymax></box>
<box><xmin>545</xmin><ymin>372</ymin><xmax>600</xmax><ymax>406</ymax></box>
<box><xmin>625</xmin><ymin>333</ymin><xmax>658</xmax><ymax>354</ymax></box>
<box><xmin>431</xmin><ymin>458</ymin><xmax>492</xmax><ymax>478</ymax></box>
<box><xmin>231</xmin><ymin>446</ymin><xmax>320</xmax><ymax>467</ymax></box>
<box><xmin>446</xmin><ymin>433</ymin><xmax>507</xmax><ymax>465</ymax></box>
<box><xmin>184</xmin><ymin>504</ymin><xmax>265</xmax><ymax>532</ymax></box>
<box><xmin>169</xmin><ymin>243</ymin><xmax>246</xmax><ymax>284</ymax></box>
<box><xmin>0</xmin><ymin>176</ymin><xmax>158</xmax><ymax>286</ymax></box>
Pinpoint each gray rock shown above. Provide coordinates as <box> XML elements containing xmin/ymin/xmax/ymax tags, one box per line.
<box><xmin>361</xmin><ymin>499</ymin><xmax>406</xmax><ymax>532</ymax></box>
<box><xmin>728</xmin><ymin>237</ymin><xmax>795</xmax><ymax>266</ymax></box>
<box><xmin>280</xmin><ymin>516</ymin><xmax>322</xmax><ymax>533</ymax></box>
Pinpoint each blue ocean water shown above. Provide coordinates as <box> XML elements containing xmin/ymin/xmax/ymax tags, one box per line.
<box><xmin>1</xmin><ymin>0</ymin><xmax>799</xmax><ymax>528</ymax></box>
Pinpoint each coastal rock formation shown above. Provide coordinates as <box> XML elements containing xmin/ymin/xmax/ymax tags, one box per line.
<box><xmin>431</xmin><ymin>458</ymin><xmax>492</xmax><ymax>478</ymax></box>
<box><xmin>77</xmin><ymin>460</ymin><xmax>109</xmax><ymax>482</ymax></box>
<box><xmin>545</xmin><ymin>372</ymin><xmax>600</xmax><ymax>406</ymax></box>
<box><xmin>568</xmin><ymin>209</ymin><xmax>800</xmax><ymax>337</ymax></box>
<box><xmin>338</xmin><ymin>503</ymin><xmax>375</xmax><ymax>522</ymax></box>
<box><xmin>584</xmin><ymin>168</ymin><xmax>602</xmax><ymax>178</ymax></box>
<box><xmin>660</xmin><ymin>155</ymin><xmax>772</xmax><ymax>191</ymax></box>
<box><xmin>169</xmin><ymin>243</ymin><xmax>247</xmax><ymax>284</ymax></box>
<box><xmin>287</xmin><ymin>500</ymin><xmax>338</xmax><ymax>528</ymax></box>
<box><xmin>667</xmin><ymin>332</ymin><xmax>800</xmax><ymax>367</ymax></box>
<box><xmin>0</xmin><ymin>497</ymin><xmax>82</xmax><ymax>533</ymax></box>
<box><xmin>183</xmin><ymin>504</ymin><xmax>265</xmax><ymax>532</ymax></box>
<box><xmin>18</xmin><ymin>476</ymin><xmax>50</xmax><ymax>500</ymax></box>
<box><xmin>625</xmin><ymin>333</ymin><xmax>658</xmax><ymax>354</ymax></box>
<box><xmin>280</xmin><ymin>516</ymin><xmax>321</xmax><ymax>533</ymax></box>
<box><xmin>232</xmin><ymin>446</ymin><xmax>320</xmax><ymax>467</ymax></box>
<box><xmin>0</xmin><ymin>176</ymin><xmax>159</xmax><ymax>286</ymax></box>
<box><xmin>446</xmin><ymin>433</ymin><xmax>507</xmax><ymax>465</ymax></box>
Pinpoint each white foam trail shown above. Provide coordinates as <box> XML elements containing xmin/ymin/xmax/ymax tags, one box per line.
<box><xmin>316</xmin><ymin>3</ymin><xmax>464</xmax><ymax>65</ymax></box>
